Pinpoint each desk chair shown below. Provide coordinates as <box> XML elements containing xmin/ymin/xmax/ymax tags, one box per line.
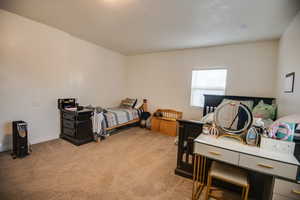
<box><xmin>205</xmin><ymin>161</ymin><xmax>250</xmax><ymax>200</ymax></box>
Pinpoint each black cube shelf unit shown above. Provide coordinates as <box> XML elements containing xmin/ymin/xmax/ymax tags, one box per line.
<box><xmin>175</xmin><ymin>119</ymin><xmax>203</xmax><ymax>179</ymax></box>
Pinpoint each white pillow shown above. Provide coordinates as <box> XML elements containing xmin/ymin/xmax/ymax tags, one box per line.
<box><xmin>134</xmin><ymin>99</ymin><xmax>144</xmax><ymax>109</ymax></box>
<box><xmin>273</xmin><ymin>114</ymin><xmax>300</xmax><ymax>124</ymax></box>
<box><xmin>200</xmin><ymin>112</ymin><xmax>214</xmax><ymax>124</ymax></box>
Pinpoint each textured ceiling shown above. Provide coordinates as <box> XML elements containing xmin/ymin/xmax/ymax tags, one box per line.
<box><xmin>1</xmin><ymin>0</ymin><xmax>300</xmax><ymax>55</ymax></box>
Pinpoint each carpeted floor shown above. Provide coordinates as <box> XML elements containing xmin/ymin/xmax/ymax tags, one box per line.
<box><xmin>0</xmin><ymin>127</ymin><xmax>239</xmax><ymax>200</ymax></box>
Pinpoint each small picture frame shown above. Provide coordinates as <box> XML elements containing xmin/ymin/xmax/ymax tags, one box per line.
<box><xmin>284</xmin><ymin>72</ymin><xmax>295</xmax><ymax>93</ymax></box>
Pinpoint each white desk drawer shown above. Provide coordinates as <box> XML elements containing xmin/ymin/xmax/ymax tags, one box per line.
<box><xmin>272</xmin><ymin>194</ymin><xmax>292</xmax><ymax>200</ymax></box>
<box><xmin>194</xmin><ymin>142</ymin><xmax>239</xmax><ymax>165</ymax></box>
<box><xmin>274</xmin><ymin>178</ymin><xmax>300</xmax><ymax>200</ymax></box>
<box><xmin>239</xmin><ymin>154</ymin><xmax>298</xmax><ymax>180</ymax></box>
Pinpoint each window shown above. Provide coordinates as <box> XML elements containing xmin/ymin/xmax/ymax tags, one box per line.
<box><xmin>190</xmin><ymin>69</ymin><xmax>227</xmax><ymax>107</ymax></box>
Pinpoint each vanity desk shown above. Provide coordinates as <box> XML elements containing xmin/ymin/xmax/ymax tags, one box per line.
<box><xmin>192</xmin><ymin>134</ymin><xmax>300</xmax><ymax>200</ymax></box>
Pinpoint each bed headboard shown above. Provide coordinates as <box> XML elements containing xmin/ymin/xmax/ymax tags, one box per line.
<box><xmin>203</xmin><ymin>94</ymin><xmax>276</xmax><ymax>117</ymax></box>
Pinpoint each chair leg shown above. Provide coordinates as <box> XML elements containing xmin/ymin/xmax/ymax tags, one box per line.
<box><xmin>241</xmin><ymin>187</ymin><xmax>245</xmax><ymax>199</ymax></box>
<box><xmin>243</xmin><ymin>185</ymin><xmax>249</xmax><ymax>200</ymax></box>
<box><xmin>205</xmin><ymin>175</ymin><xmax>212</xmax><ymax>200</ymax></box>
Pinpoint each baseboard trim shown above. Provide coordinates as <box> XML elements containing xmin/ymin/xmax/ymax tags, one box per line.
<box><xmin>0</xmin><ymin>135</ymin><xmax>59</xmax><ymax>153</ymax></box>
<box><xmin>0</xmin><ymin>143</ymin><xmax>10</xmax><ymax>152</ymax></box>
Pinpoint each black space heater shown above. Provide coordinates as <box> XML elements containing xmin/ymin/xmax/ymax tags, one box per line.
<box><xmin>12</xmin><ymin>121</ymin><xmax>29</xmax><ymax>159</ymax></box>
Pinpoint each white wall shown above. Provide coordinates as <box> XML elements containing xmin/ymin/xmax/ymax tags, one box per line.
<box><xmin>0</xmin><ymin>8</ymin><xmax>282</xmax><ymax>152</ymax></box>
<box><xmin>0</xmin><ymin>9</ymin><xmax>126</xmax><ymax>151</ymax></box>
<box><xmin>277</xmin><ymin>11</ymin><xmax>300</xmax><ymax>117</ymax></box>
<box><xmin>126</xmin><ymin>41</ymin><xmax>278</xmax><ymax>120</ymax></box>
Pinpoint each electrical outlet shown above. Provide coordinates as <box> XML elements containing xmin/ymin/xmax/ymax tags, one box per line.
<box><xmin>260</xmin><ymin>137</ymin><xmax>295</xmax><ymax>155</ymax></box>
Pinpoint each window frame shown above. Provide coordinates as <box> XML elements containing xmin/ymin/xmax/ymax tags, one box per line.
<box><xmin>190</xmin><ymin>67</ymin><xmax>228</xmax><ymax>108</ymax></box>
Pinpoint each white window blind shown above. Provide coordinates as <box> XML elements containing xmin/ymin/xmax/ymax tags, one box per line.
<box><xmin>190</xmin><ymin>69</ymin><xmax>227</xmax><ymax>107</ymax></box>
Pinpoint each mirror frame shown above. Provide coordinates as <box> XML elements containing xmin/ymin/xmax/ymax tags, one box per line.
<box><xmin>214</xmin><ymin>101</ymin><xmax>253</xmax><ymax>135</ymax></box>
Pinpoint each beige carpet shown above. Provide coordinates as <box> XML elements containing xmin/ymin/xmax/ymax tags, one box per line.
<box><xmin>0</xmin><ymin>127</ymin><xmax>239</xmax><ymax>200</ymax></box>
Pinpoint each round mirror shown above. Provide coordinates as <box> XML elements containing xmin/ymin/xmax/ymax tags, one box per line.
<box><xmin>214</xmin><ymin>101</ymin><xmax>253</xmax><ymax>135</ymax></box>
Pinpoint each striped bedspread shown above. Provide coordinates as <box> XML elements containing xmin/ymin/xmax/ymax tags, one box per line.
<box><xmin>102</xmin><ymin>107</ymin><xmax>142</xmax><ymax>130</ymax></box>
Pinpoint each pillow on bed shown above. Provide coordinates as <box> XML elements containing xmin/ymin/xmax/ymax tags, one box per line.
<box><xmin>134</xmin><ymin>99</ymin><xmax>144</xmax><ymax>109</ymax></box>
<box><xmin>200</xmin><ymin>112</ymin><xmax>214</xmax><ymax>124</ymax></box>
<box><xmin>252</xmin><ymin>100</ymin><xmax>276</xmax><ymax>120</ymax></box>
<box><xmin>120</xmin><ymin>98</ymin><xmax>137</xmax><ymax>108</ymax></box>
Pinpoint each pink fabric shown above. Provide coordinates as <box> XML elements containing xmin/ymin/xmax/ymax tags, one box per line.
<box><xmin>274</xmin><ymin>114</ymin><xmax>300</xmax><ymax>124</ymax></box>
<box><xmin>269</xmin><ymin>122</ymin><xmax>292</xmax><ymax>140</ymax></box>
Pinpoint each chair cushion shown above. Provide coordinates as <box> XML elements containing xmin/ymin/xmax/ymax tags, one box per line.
<box><xmin>209</xmin><ymin>161</ymin><xmax>249</xmax><ymax>187</ymax></box>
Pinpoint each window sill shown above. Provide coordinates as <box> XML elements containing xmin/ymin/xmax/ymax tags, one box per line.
<box><xmin>190</xmin><ymin>105</ymin><xmax>204</xmax><ymax>109</ymax></box>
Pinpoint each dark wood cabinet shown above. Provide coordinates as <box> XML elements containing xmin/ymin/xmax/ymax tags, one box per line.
<box><xmin>59</xmin><ymin>109</ymin><xmax>94</xmax><ymax>146</ymax></box>
<box><xmin>175</xmin><ymin>119</ymin><xmax>203</xmax><ymax>179</ymax></box>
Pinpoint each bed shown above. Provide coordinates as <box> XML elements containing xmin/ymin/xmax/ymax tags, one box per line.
<box><xmin>102</xmin><ymin>106</ymin><xmax>144</xmax><ymax>131</ymax></box>
<box><xmin>93</xmin><ymin>99</ymin><xmax>148</xmax><ymax>136</ymax></box>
